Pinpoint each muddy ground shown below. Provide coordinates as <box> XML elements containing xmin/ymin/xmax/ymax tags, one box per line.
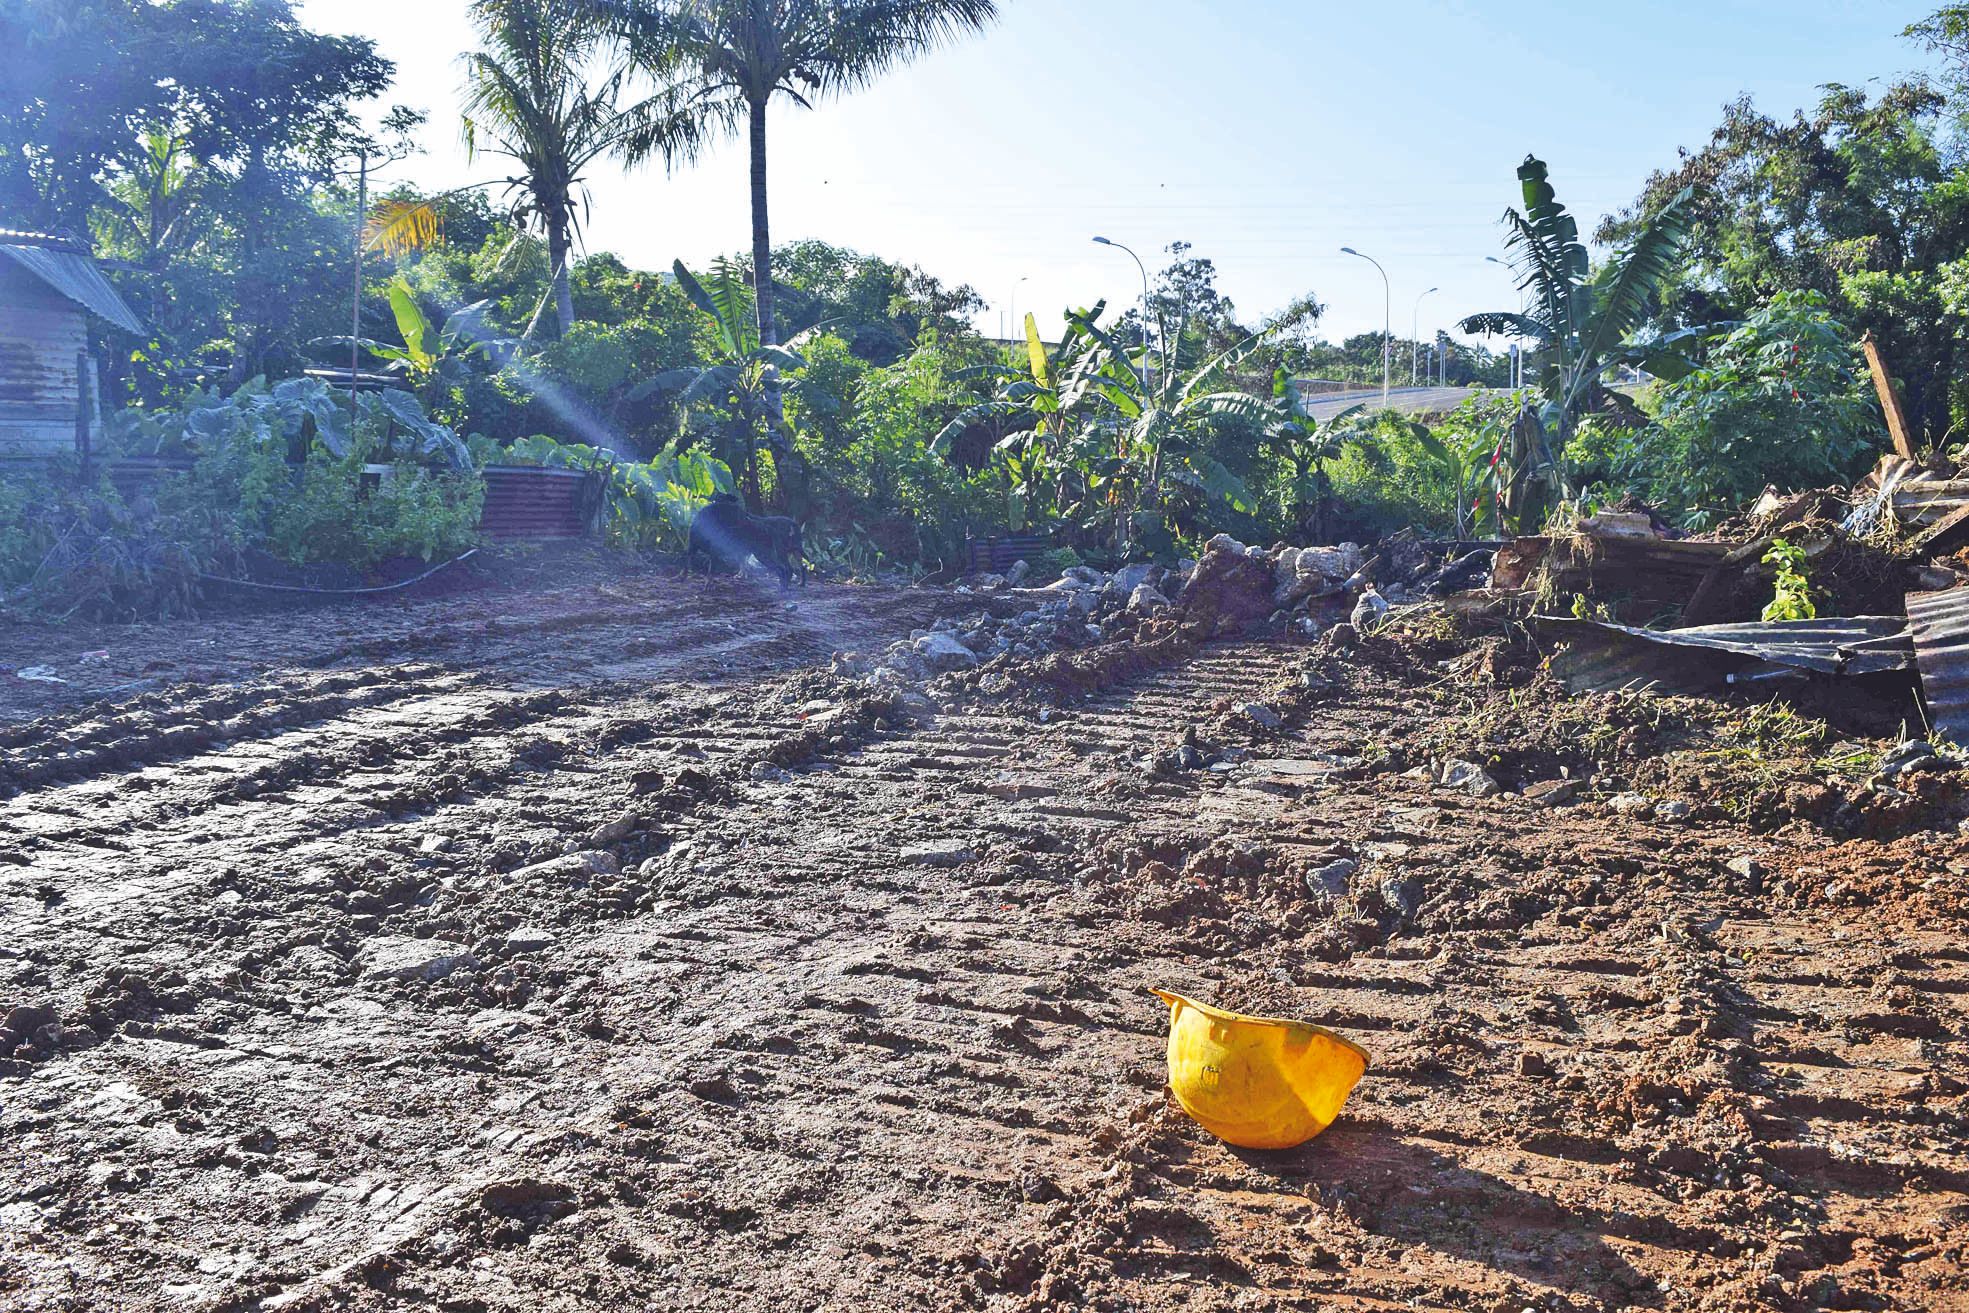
<box><xmin>2</xmin><ymin>560</ymin><xmax>1966</xmax><ymax>1312</ymax></box>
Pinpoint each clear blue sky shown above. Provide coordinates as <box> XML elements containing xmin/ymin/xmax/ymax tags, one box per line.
<box><xmin>298</xmin><ymin>0</ymin><xmax>1943</xmax><ymax>351</ymax></box>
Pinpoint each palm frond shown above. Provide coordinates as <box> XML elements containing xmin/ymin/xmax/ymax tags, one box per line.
<box><xmin>1457</xmin><ymin>310</ymin><xmax>1554</xmax><ymax>342</ymax></box>
<box><xmin>364</xmin><ymin>199</ymin><xmax>444</xmax><ymax>256</ymax></box>
<box><xmin>1569</xmin><ymin>184</ymin><xmax>1696</xmax><ymax>382</ymax></box>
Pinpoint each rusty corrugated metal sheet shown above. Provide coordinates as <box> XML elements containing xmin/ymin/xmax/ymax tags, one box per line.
<box><xmin>478</xmin><ymin>466</ymin><xmax>592</xmax><ymax>540</ymax></box>
<box><xmin>1905</xmin><ymin>588</ymin><xmax>1969</xmax><ymax>741</ymax></box>
<box><xmin>966</xmin><ymin>533</ymin><xmax>1051</xmax><ymax>573</ymax></box>
<box><xmin>1536</xmin><ymin>614</ymin><xmax>1912</xmax><ymax>695</ymax></box>
<box><xmin>0</xmin><ymin>241</ymin><xmax>142</xmax><ymax>334</ymax></box>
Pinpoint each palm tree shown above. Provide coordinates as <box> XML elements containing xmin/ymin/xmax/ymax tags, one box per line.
<box><xmin>589</xmin><ymin>0</ymin><xmax>1000</xmax><ymax>415</ymax></box>
<box><xmin>460</xmin><ymin>0</ymin><xmax>686</xmax><ymax>337</ymax></box>
<box><xmin>1458</xmin><ymin>155</ymin><xmax>1699</xmax><ymax>527</ymax></box>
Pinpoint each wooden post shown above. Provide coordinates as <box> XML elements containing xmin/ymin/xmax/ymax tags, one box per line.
<box><xmin>1861</xmin><ymin>332</ymin><xmax>1919</xmax><ymax>462</ymax></box>
<box><xmin>74</xmin><ymin>348</ymin><xmax>92</xmax><ymax>482</ymax></box>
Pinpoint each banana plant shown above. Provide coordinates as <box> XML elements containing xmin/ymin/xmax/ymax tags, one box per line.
<box><xmin>1058</xmin><ymin>306</ymin><xmax>1272</xmax><ymax>546</ymax></box>
<box><xmin>1458</xmin><ymin>155</ymin><xmax>1701</xmax><ymax>529</ymax></box>
<box><xmin>318</xmin><ymin>275</ymin><xmax>511</xmax><ymax>413</ymax></box>
<box><xmin>630</xmin><ymin>258</ymin><xmax>827</xmax><ymax>508</ymax></box>
<box><xmin>932</xmin><ymin>309</ymin><xmax>1102</xmax><ymax>530</ymax></box>
<box><xmin>1264</xmin><ymin>370</ymin><xmax>1380</xmax><ymax>538</ymax></box>
<box><xmin>936</xmin><ymin>303</ymin><xmax>1269</xmax><ymax>547</ymax></box>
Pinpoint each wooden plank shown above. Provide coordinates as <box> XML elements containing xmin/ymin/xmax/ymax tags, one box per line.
<box><xmin>1917</xmin><ymin>502</ymin><xmax>1969</xmax><ymax>555</ymax></box>
<box><xmin>1862</xmin><ymin>332</ymin><xmax>1920</xmax><ymax>461</ymax></box>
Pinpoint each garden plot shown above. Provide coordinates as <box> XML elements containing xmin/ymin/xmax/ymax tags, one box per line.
<box><xmin>2</xmin><ymin>569</ymin><xmax>1967</xmax><ymax>1313</ymax></box>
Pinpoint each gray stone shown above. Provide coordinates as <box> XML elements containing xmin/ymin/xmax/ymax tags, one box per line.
<box><xmin>1350</xmin><ymin>589</ymin><xmax>1389</xmax><ymax>632</ymax></box>
<box><xmin>1379</xmin><ymin>873</ymin><xmax>1425</xmax><ymax>919</ymax></box>
<box><xmin>1205</xmin><ymin>533</ymin><xmax>1248</xmax><ymax>556</ymax></box>
<box><xmin>1108</xmin><ymin>563</ymin><xmax>1156</xmax><ymax>596</ymax></box>
<box><xmin>503</xmin><ymin>927</ymin><xmax>557</xmax><ymax>954</ymax></box>
<box><xmin>1725</xmin><ymin>856</ymin><xmax>1764</xmax><ymax>881</ymax></box>
<box><xmin>1129</xmin><ymin>583</ymin><xmax>1171</xmax><ymax>613</ymax></box>
<box><xmin>1305</xmin><ymin>858</ymin><xmax>1357</xmax><ymax>898</ymax></box>
<box><xmin>914</xmin><ymin>631</ymin><xmax>980</xmax><ymax>671</ymax></box>
<box><xmin>1439</xmin><ymin>759</ymin><xmax>1501</xmax><ymax>797</ymax></box>
<box><xmin>512</xmin><ymin>851</ymin><xmax>619</xmax><ymax>883</ymax></box>
<box><xmin>360</xmin><ymin>936</ymin><xmax>477</xmax><ymax>982</ymax></box>
<box><xmin>1005</xmin><ymin>559</ymin><xmax>1032</xmax><ymax>587</ymax></box>
<box><xmin>590</xmin><ymin>813</ymin><xmax>639</xmax><ymax>845</ymax></box>
<box><xmin>1655</xmin><ymin>800</ymin><xmax>1693</xmax><ymax>822</ymax></box>
<box><xmin>1296</xmin><ymin>544</ymin><xmax>1364</xmax><ymax>580</ymax></box>
<box><xmin>1241</xmin><ymin>703</ymin><xmax>1283</xmax><ymax>731</ymax></box>
<box><xmin>1608</xmin><ymin>792</ymin><xmax>1654</xmax><ymax>818</ymax></box>
<box><xmin>903</xmin><ymin>841</ymin><xmax>977</xmax><ymax>868</ymax></box>
<box><xmin>1885</xmin><ymin>738</ymin><xmax>1935</xmax><ymax>766</ymax></box>
<box><xmin>1523</xmin><ymin>779</ymin><xmax>1580</xmax><ymax>808</ymax></box>
<box><xmin>895</xmin><ymin>691</ymin><xmax>941</xmax><ymax>723</ymax></box>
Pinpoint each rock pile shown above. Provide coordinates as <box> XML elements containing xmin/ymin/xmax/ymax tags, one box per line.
<box><xmin>836</xmin><ymin>538</ymin><xmax>1386</xmax><ymax>711</ymax></box>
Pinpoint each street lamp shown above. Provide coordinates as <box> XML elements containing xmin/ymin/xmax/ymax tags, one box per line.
<box><xmin>1485</xmin><ymin>257</ymin><xmax>1522</xmax><ymax>388</ymax></box>
<box><xmin>1342</xmin><ymin>246</ymin><xmax>1391</xmax><ymax>406</ymax></box>
<box><xmin>1010</xmin><ymin>274</ymin><xmax>1028</xmax><ymax>341</ymax></box>
<box><xmin>1093</xmin><ymin>236</ymin><xmax>1153</xmax><ymax>391</ymax></box>
<box><xmin>1411</xmin><ymin>286</ymin><xmax>1438</xmax><ymax>386</ymax></box>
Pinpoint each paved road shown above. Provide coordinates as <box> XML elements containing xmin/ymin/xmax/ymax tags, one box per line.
<box><xmin>1299</xmin><ymin>384</ymin><xmax>1483</xmax><ymax>421</ymax></box>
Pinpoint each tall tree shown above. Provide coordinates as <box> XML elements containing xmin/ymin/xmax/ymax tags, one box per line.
<box><xmin>1601</xmin><ymin>82</ymin><xmax>1969</xmax><ymax>447</ymax></box>
<box><xmin>591</xmin><ymin>0</ymin><xmax>1000</xmax><ymax>417</ymax></box>
<box><xmin>461</xmin><ymin>0</ymin><xmax>682</xmax><ymax>337</ymax></box>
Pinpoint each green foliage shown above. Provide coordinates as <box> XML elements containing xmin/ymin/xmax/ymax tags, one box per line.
<box><xmin>1571</xmin><ymin>293</ymin><xmax>1879</xmax><ymax>527</ymax></box>
<box><xmin>1603</xmin><ymin>80</ymin><xmax>1969</xmax><ymax>447</ymax></box>
<box><xmin>488</xmin><ymin>431</ymin><xmax>735</xmax><ymax>551</ymax></box>
<box><xmin>934</xmin><ymin>303</ymin><xmax>1273</xmax><ymax>552</ymax></box>
<box><xmin>1762</xmin><ymin>540</ymin><xmax>1817</xmax><ymax>622</ymax></box>
<box><xmin>2</xmin><ymin>379</ymin><xmax>485</xmax><ymax>619</ymax></box>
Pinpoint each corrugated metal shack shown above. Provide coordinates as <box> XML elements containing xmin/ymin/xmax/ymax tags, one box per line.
<box><xmin>0</xmin><ymin>230</ymin><xmax>143</xmax><ymax>461</ymax></box>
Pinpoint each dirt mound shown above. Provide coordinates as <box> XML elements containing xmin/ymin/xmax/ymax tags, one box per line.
<box><xmin>1173</xmin><ymin>541</ymin><xmax>1278</xmax><ymax>638</ymax></box>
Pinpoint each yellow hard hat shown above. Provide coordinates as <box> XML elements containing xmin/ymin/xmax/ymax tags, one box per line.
<box><xmin>1153</xmin><ymin>988</ymin><xmax>1369</xmax><ymax>1151</ymax></box>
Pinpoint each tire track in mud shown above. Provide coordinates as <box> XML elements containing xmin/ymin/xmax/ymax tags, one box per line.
<box><xmin>3</xmin><ymin>633</ymin><xmax>1967</xmax><ymax>1311</ymax></box>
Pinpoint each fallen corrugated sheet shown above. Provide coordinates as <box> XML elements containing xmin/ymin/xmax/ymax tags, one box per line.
<box><xmin>1905</xmin><ymin>588</ymin><xmax>1969</xmax><ymax>742</ymax></box>
<box><xmin>1535</xmin><ymin>614</ymin><xmax>1912</xmax><ymax>695</ymax></box>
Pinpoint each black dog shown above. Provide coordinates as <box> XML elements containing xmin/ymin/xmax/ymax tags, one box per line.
<box><xmin>685</xmin><ymin>494</ymin><xmax>808</xmax><ymax>588</ymax></box>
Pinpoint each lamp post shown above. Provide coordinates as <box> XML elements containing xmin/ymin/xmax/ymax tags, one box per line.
<box><xmin>1342</xmin><ymin>246</ymin><xmax>1391</xmax><ymax>406</ymax></box>
<box><xmin>1411</xmin><ymin>286</ymin><xmax>1438</xmax><ymax>386</ymax></box>
<box><xmin>1093</xmin><ymin>236</ymin><xmax>1153</xmax><ymax>392</ymax></box>
<box><xmin>1486</xmin><ymin>256</ymin><xmax>1524</xmax><ymax>388</ymax></box>
<box><xmin>1009</xmin><ymin>274</ymin><xmax>1028</xmax><ymax>341</ymax></box>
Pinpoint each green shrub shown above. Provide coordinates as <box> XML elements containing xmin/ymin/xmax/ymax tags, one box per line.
<box><xmin>2</xmin><ymin>379</ymin><xmax>486</xmax><ymax>618</ymax></box>
<box><xmin>1571</xmin><ymin>293</ymin><xmax>1880</xmax><ymax>528</ymax></box>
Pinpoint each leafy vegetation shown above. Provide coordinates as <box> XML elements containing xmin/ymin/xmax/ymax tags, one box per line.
<box><xmin>1762</xmin><ymin>540</ymin><xmax>1817</xmax><ymax>622</ymax></box>
<box><xmin>15</xmin><ymin>1</ymin><xmax>1969</xmax><ymax>620</ymax></box>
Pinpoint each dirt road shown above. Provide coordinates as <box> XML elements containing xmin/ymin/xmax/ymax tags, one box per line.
<box><xmin>2</xmin><ymin>572</ymin><xmax>1966</xmax><ymax>1312</ymax></box>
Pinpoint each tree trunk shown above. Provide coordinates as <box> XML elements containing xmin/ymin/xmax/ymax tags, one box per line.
<box><xmin>748</xmin><ymin>95</ymin><xmax>783</xmax><ymax>444</ymax></box>
<box><xmin>548</xmin><ymin>215</ymin><xmax>574</xmax><ymax>340</ymax></box>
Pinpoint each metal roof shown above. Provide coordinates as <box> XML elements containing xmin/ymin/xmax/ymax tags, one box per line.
<box><xmin>1906</xmin><ymin>588</ymin><xmax>1969</xmax><ymax>742</ymax></box>
<box><xmin>1536</xmin><ymin>614</ymin><xmax>1912</xmax><ymax>695</ymax></box>
<box><xmin>0</xmin><ymin>235</ymin><xmax>143</xmax><ymax>334</ymax></box>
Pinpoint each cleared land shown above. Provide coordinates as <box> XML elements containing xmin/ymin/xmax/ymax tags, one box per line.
<box><xmin>2</xmin><ymin>562</ymin><xmax>1966</xmax><ymax>1312</ymax></box>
